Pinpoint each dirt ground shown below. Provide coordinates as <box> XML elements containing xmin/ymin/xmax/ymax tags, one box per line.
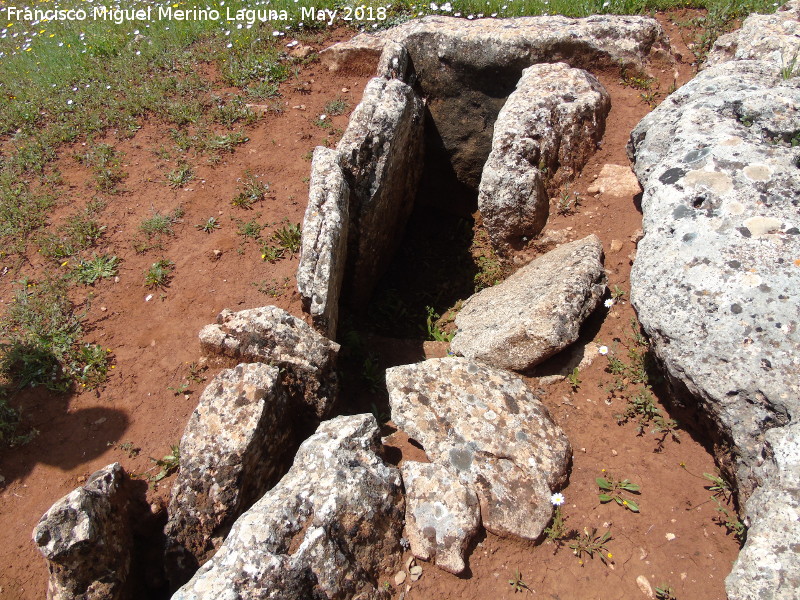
<box><xmin>0</xmin><ymin>15</ymin><xmax>742</xmax><ymax>600</ymax></box>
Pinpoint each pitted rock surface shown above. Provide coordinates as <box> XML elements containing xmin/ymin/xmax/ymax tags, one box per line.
<box><xmin>322</xmin><ymin>15</ymin><xmax>670</xmax><ymax>204</ymax></box>
<box><xmin>297</xmin><ymin>146</ymin><xmax>350</xmax><ymax>339</ymax></box>
<box><xmin>479</xmin><ymin>63</ymin><xmax>609</xmax><ymax>248</ymax></box>
<box><xmin>628</xmin><ymin>59</ymin><xmax>800</xmax><ymax>496</ymax></box>
<box><xmin>629</xmin><ymin>6</ymin><xmax>800</xmax><ymax>598</ymax></box>
<box><xmin>451</xmin><ymin>235</ymin><xmax>606</xmax><ymax>371</ymax></box>
<box><xmin>401</xmin><ymin>461</ymin><xmax>480</xmax><ymax>575</ymax></box>
<box><xmin>387</xmin><ymin>358</ymin><xmax>570</xmax><ymax>540</ymax></box>
<box><xmin>337</xmin><ymin>76</ymin><xmax>424</xmax><ymax>308</ymax></box>
<box><xmin>171</xmin><ymin>414</ymin><xmax>404</xmax><ymax>600</ymax></box>
<box><xmin>164</xmin><ymin>363</ymin><xmax>292</xmax><ymax>588</ymax></box>
<box><xmin>726</xmin><ymin>422</ymin><xmax>800</xmax><ymax>599</ymax></box>
<box><xmin>199</xmin><ymin>305</ymin><xmax>340</xmax><ymax>420</ymax></box>
<box><xmin>33</xmin><ymin>463</ymin><xmax>132</xmax><ymax>600</ymax></box>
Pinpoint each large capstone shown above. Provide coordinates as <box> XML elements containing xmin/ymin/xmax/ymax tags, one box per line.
<box><xmin>478</xmin><ymin>63</ymin><xmax>610</xmax><ymax>248</ymax></box>
<box><xmin>387</xmin><ymin>357</ymin><xmax>570</xmax><ymax>541</ymax></box>
<box><xmin>164</xmin><ymin>363</ymin><xmax>293</xmax><ymax>588</ymax></box>
<box><xmin>199</xmin><ymin>305</ymin><xmax>340</xmax><ymax>421</ymax></box>
<box><xmin>171</xmin><ymin>414</ymin><xmax>404</xmax><ymax>600</ymax></box>
<box><xmin>33</xmin><ymin>463</ymin><xmax>132</xmax><ymax>600</ymax></box>
<box><xmin>451</xmin><ymin>235</ymin><xmax>606</xmax><ymax>371</ymax></box>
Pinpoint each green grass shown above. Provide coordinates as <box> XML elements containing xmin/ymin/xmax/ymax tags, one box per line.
<box><xmin>144</xmin><ymin>259</ymin><xmax>175</xmax><ymax>289</ymax></box>
<box><xmin>140</xmin><ymin>206</ymin><xmax>184</xmax><ymax>238</ymax></box>
<box><xmin>73</xmin><ymin>254</ymin><xmax>121</xmax><ymax>284</ymax></box>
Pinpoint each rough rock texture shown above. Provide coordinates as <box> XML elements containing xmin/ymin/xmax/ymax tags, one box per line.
<box><xmin>297</xmin><ymin>147</ymin><xmax>350</xmax><ymax>339</ymax></box>
<box><xmin>705</xmin><ymin>0</ymin><xmax>800</xmax><ymax>68</ymax></box>
<box><xmin>199</xmin><ymin>305</ymin><xmax>340</xmax><ymax>421</ymax></box>
<box><xmin>337</xmin><ymin>76</ymin><xmax>424</xmax><ymax>308</ymax></box>
<box><xmin>451</xmin><ymin>235</ymin><xmax>606</xmax><ymax>371</ymax></box>
<box><xmin>171</xmin><ymin>414</ymin><xmax>404</xmax><ymax>600</ymax></box>
<box><xmin>164</xmin><ymin>363</ymin><xmax>292</xmax><ymax>588</ymax></box>
<box><xmin>726</xmin><ymin>423</ymin><xmax>800</xmax><ymax>599</ymax></box>
<box><xmin>323</xmin><ymin>15</ymin><xmax>670</xmax><ymax>207</ymax></box>
<box><xmin>628</xmin><ymin>6</ymin><xmax>800</xmax><ymax>598</ymax></box>
<box><xmin>401</xmin><ymin>461</ymin><xmax>480</xmax><ymax>575</ymax></box>
<box><xmin>33</xmin><ymin>463</ymin><xmax>132</xmax><ymax>600</ymax></box>
<box><xmin>387</xmin><ymin>358</ymin><xmax>570</xmax><ymax>541</ymax></box>
<box><xmin>478</xmin><ymin>63</ymin><xmax>609</xmax><ymax>247</ymax></box>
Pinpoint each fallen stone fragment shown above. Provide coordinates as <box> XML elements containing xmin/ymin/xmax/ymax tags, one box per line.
<box><xmin>451</xmin><ymin>235</ymin><xmax>606</xmax><ymax>371</ymax></box>
<box><xmin>33</xmin><ymin>463</ymin><xmax>132</xmax><ymax>600</ymax></box>
<box><xmin>199</xmin><ymin>305</ymin><xmax>340</xmax><ymax>421</ymax></box>
<box><xmin>478</xmin><ymin>63</ymin><xmax>609</xmax><ymax>248</ymax></box>
<box><xmin>172</xmin><ymin>414</ymin><xmax>404</xmax><ymax>600</ymax></box>
<box><xmin>387</xmin><ymin>358</ymin><xmax>570</xmax><ymax>540</ymax></box>
<box><xmin>401</xmin><ymin>461</ymin><xmax>480</xmax><ymax>574</ymax></box>
<box><xmin>164</xmin><ymin>363</ymin><xmax>292</xmax><ymax>589</ymax></box>
<box><xmin>586</xmin><ymin>164</ymin><xmax>642</xmax><ymax>198</ymax></box>
<box><xmin>297</xmin><ymin>146</ymin><xmax>350</xmax><ymax>339</ymax></box>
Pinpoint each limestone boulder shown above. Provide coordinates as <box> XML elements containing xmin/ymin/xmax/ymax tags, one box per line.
<box><xmin>297</xmin><ymin>147</ymin><xmax>350</xmax><ymax>339</ymax></box>
<box><xmin>337</xmin><ymin>76</ymin><xmax>424</xmax><ymax>308</ymax></box>
<box><xmin>387</xmin><ymin>358</ymin><xmax>570</xmax><ymax>541</ymax></box>
<box><xmin>401</xmin><ymin>461</ymin><xmax>480</xmax><ymax>575</ymax></box>
<box><xmin>199</xmin><ymin>305</ymin><xmax>340</xmax><ymax>421</ymax></box>
<box><xmin>478</xmin><ymin>63</ymin><xmax>609</xmax><ymax>247</ymax></box>
<box><xmin>33</xmin><ymin>463</ymin><xmax>132</xmax><ymax>600</ymax></box>
<box><xmin>451</xmin><ymin>235</ymin><xmax>606</xmax><ymax>371</ymax></box>
<box><xmin>628</xmin><ymin>59</ymin><xmax>800</xmax><ymax>497</ymax></box>
<box><xmin>164</xmin><ymin>363</ymin><xmax>292</xmax><ymax>588</ymax></box>
<box><xmin>171</xmin><ymin>414</ymin><xmax>404</xmax><ymax>600</ymax></box>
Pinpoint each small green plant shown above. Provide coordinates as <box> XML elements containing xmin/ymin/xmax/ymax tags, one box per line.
<box><xmin>597</xmin><ymin>472</ymin><xmax>641</xmax><ymax>512</ymax></box>
<box><xmin>567</xmin><ymin>367</ymin><xmax>581</xmax><ymax>391</ymax></box>
<box><xmin>150</xmin><ymin>445</ymin><xmax>180</xmax><ymax>482</ymax></box>
<box><xmin>611</xmin><ymin>285</ymin><xmax>627</xmax><ymax>302</ymax></box>
<box><xmin>260</xmin><ymin>243</ymin><xmax>285</xmax><ymax>263</ymax></box>
<box><xmin>118</xmin><ymin>441</ymin><xmax>141</xmax><ymax>458</ymax></box>
<box><xmin>144</xmin><ymin>259</ymin><xmax>174</xmax><ymax>289</ymax></box>
<box><xmin>186</xmin><ymin>362</ymin><xmax>207</xmax><ymax>384</ymax></box>
<box><xmin>166</xmin><ymin>164</ymin><xmax>194</xmax><ymax>188</ymax></box>
<box><xmin>362</xmin><ymin>354</ymin><xmax>384</xmax><ymax>393</ymax></box>
<box><xmin>474</xmin><ymin>253</ymin><xmax>505</xmax><ymax>291</ymax></box>
<box><xmin>569</xmin><ymin>528</ymin><xmax>613</xmax><ymax>566</ymax></box>
<box><xmin>712</xmin><ymin>497</ymin><xmax>747</xmax><ymax>544</ymax></box>
<box><xmin>237</xmin><ymin>219</ymin><xmax>263</xmax><ymax>240</ymax></box>
<box><xmin>168</xmin><ymin>382</ymin><xmax>190</xmax><ymax>396</ymax></box>
<box><xmin>73</xmin><ymin>254</ymin><xmax>120</xmax><ymax>285</ymax></box>
<box><xmin>655</xmin><ymin>585</ymin><xmax>678</xmax><ymax>600</ymax></box>
<box><xmin>324</xmin><ymin>98</ymin><xmax>349</xmax><ymax>116</ymax></box>
<box><xmin>313</xmin><ymin>115</ymin><xmax>332</xmax><ymax>129</ymax></box>
<box><xmin>620</xmin><ymin>64</ymin><xmax>655</xmax><ymax>91</ymax></box>
<box><xmin>273</xmin><ymin>222</ymin><xmax>302</xmax><ymax>256</ymax></box>
<box><xmin>703</xmin><ymin>471</ymin><xmax>733</xmax><ymax>502</ymax></box>
<box><xmin>780</xmin><ymin>50</ymin><xmax>799</xmax><ymax>79</ymax></box>
<box><xmin>544</xmin><ymin>506</ymin><xmax>569</xmax><ymax>546</ymax></box>
<box><xmin>195</xmin><ymin>217</ymin><xmax>220</xmax><ymax>233</ymax></box>
<box><xmin>252</xmin><ymin>277</ymin><xmax>290</xmax><ymax>297</ymax></box>
<box><xmin>557</xmin><ymin>184</ymin><xmax>581</xmax><ymax>215</ymax></box>
<box><xmin>508</xmin><ymin>569</ymin><xmax>532</xmax><ymax>594</ymax></box>
<box><xmin>232</xmin><ymin>172</ymin><xmax>269</xmax><ymax>209</ymax></box>
<box><xmin>140</xmin><ymin>206</ymin><xmax>184</xmax><ymax>238</ymax></box>
<box><xmin>424</xmin><ymin>306</ymin><xmax>454</xmax><ymax>342</ymax></box>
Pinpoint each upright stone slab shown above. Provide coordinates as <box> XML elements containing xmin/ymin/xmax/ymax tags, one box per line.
<box><xmin>478</xmin><ymin>63</ymin><xmax>609</xmax><ymax>248</ymax></box>
<box><xmin>164</xmin><ymin>363</ymin><xmax>292</xmax><ymax>588</ymax></box>
<box><xmin>199</xmin><ymin>305</ymin><xmax>340</xmax><ymax>421</ymax></box>
<box><xmin>337</xmin><ymin>76</ymin><xmax>424</xmax><ymax>308</ymax></box>
<box><xmin>297</xmin><ymin>146</ymin><xmax>350</xmax><ymax>339</ymax></box>
<box><xmin>387</xmin><ymin>358</ymin><xmax>570</xmax><ymax>541</ymax></box>
<box><xmin>33</xmin><ymin>463</ymin><xmax>132</xmax><ymax>600</ymax></box>
<box><xmin>171</xmin><ymin>414</ymin><xmax>404</xmax><ymax>600</ymax></box>
<box><xmin>451</xmin><ymin>235</ymin><xmax>606</xmax><ymax>371</ymax></box>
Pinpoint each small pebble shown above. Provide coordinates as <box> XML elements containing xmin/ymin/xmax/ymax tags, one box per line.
<box><xmin>665</xmin><ymin>532</ymin><xmax>676</xmax><ymax>541</ymax></box>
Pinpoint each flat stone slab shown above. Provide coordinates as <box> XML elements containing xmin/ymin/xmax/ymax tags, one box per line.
<box><xmin>297</xmin><ymin>146</ymin><xmax>350</xmax><ymax>340</ymax></box>
<box><xmin>387</xmin><ymin>357</ymin><xmax>570</xmax><ymax>541</ymax></box>
<box><xmin>479</xmin><ymin>63</ymin><xmax>609</xmax><ymax>248</ymax></box>
<box><xmin>199</xmin><ymin>305</ymin><xmax>340</xmax><ymax>421</ymax></box>
<box><xmin>451</xmin><ymin>235</ymin><xmax>606</xmax><ymax>371</ymax></box>
<box><xmin>164</xmin><ymin>363</ymin><xmax>292</xmax><ymax>587</ymax></box>
<box><xmin>171</xmin><ymin>414</ymin><xmax>404</xmax><ymax>600</ymax></box>
<box><xmin>401</xmin><ymin>461</ymin><xmax>480</xmax><ymax>574</ymax></box>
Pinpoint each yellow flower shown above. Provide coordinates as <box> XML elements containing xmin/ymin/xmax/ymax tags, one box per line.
<box><xmin>607</xmin><ymin>553</ymin><xmax>612</xmax><ymax>558</ymax></box>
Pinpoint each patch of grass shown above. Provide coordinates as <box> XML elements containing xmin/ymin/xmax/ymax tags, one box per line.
<box><xmin>195</xmin><ymin>217</ymin><xmax>221</xmax><ymax>233</ymax></box>
<box><xmin>232</xmin><ymin>171</ymin><xmax>269</xmax><ymax>209</ymax></box>
<box><xmin>237</xmin><ymin>219</ymin><xmax>263</xmax><ymax>240</ymax></box>
<box><xmin>557</xmin><ymin>184</ymin><xmax>581</xmax><ymax>215</ymax></box>
<box><xmin>252</xmin><ymin>277</ymin><xmax>291</xmax><ymax>297</ymax></box>
<box><xmin>324</xmin><ymin>98</ymin><xmax>350</xmax><ymax>116</ymax></box>
<box><xmin>781</xmin><ymin>49</ymin><xmax>799</xmax><ymax>79</ymax></box>
<box><xmin>567</xmin><ymin>367</ymin><xmax>581</xmax><ymax>391</ymax></box>
<box><xmin>0</xmin><ymin>277</ymin><xmax>109</xmax><ymax>391</ymax></box>
<box><xmin>144</xmin><ymin>259</ymin><xmax>175</xmax><ymax>289</ymax></box>
<box><xmin>166</xmin><ymin>164</ymin><xmax>195</xmax><ymax>189</ymax></box>
<box><xmin>150</xmin><ymin>444</ymin><xmax>180</xmax><ymax>482</ymax></box>
<box><xmin>202</xmin><ymin>131</ymin><xmax>249</xmax><ymax>155</ymax></box>
<box><xmin>508</xmin><ymin>569</ymin><xmax>532</xmax><ymax>594</ymax></box>
<box><xmin>37</xmin><ymin>210</ymin><xmax>106</xmax><ymax>261</ymax></box>
<box><xmin>260</xmin><ymin>243</ymin><xmax>285</xmax><ymax>263</ymax></box>
<box><xmin>569</xmin><ymin>527</ymin><xmax>613</xmax><ymax>567</ymax></box>
<box><xmin>213</xmin><ymin>96</ymin><xmax>258</xmax><ymax>126</ymax></box>
<box><xmin>655</xmin><ymin>586</ymin><xmax>678</xmax><ymax>600</ymax></box>
<box><xmin>73</xmin><ymin>254</ymin><xmax>120</xmax><ymax>285</ymax></box>
<box><xmin>77</xmin><ymin>143</ymin><xmax>127</xmax><ymax>193</ymax></box>
<box><xmin>140</xmin><ymin>206</ymin><xmax>184</xmax><ymax>238</ymax></box>
<box><xmin>424</xmin><ymin>306</ymin><xmax>454</xmax><ymax>342</ymax></box>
